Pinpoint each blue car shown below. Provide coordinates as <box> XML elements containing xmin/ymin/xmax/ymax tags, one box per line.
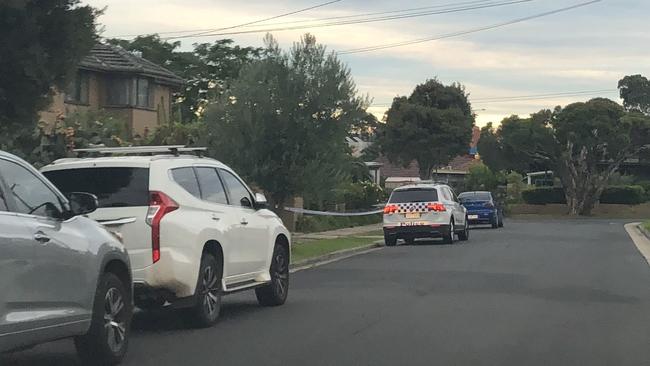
<box><xmin>458</xmin><ymin>191</ymin><xmax>504</xmax><ymax>229</ymax></box>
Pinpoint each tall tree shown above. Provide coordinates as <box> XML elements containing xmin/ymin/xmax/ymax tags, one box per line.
<box><xmin>552</xmin><ymin>98</ymin><xmax>650</xmax><ymax>215</ymax></box>
<box><xmin>618</xmin><ymin>74</ymin><xmax>650</xmax><ymax>115</ymax></box>
<box><xmin>204</xmin><ymin>34</ymin><xmax>370</xmax><ymax>207</ymax></box>
<box><xmin>496</xmin><ymin>99</ymin><xmax>650</xmax><ymax>215</ymax></box>
<box><xmin>377</xmin><ymin>79</ymin><xmax>474</xmax><ymax>179</ymax></box>
<box><xmin>107</xmin><ymin>35</ymin><xmax>261</xmax><ymax>122</ymax></box>
<box><xmin>0</xmin><ymin>0</ymin><xmax>98</xmax><ymax>156</ymax></box>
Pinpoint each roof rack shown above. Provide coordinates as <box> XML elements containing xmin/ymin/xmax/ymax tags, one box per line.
<box><xmin>73</xmin><ymin>145</ymin><xmax>207</xmax><ymax>157</ymax></box>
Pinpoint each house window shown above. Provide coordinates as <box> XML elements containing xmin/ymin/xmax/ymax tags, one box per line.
<box><xmin>106</xmin><ymin>77</ymin><xmax>152</xmax><ymax>108</ymax></box>
<box><xmin>106</xmin><ymin>77</ymin><xmax>131</xmax><ymax>106</ymax></box>
<box><xmin>135</xmin><ymin>78</ymin><xmax>152</xmax><ymax>108</ymax></box>
<box><xmin>64</xmin><ymin>71</ymin><xmax>89</xmax><ymax>104</ymax></box>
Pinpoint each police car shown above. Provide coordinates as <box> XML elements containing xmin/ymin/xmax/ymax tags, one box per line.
<box><xmin>383</xmin><ymin>183</ymin><xmax>469</xmax><ymax>246</ymax></box>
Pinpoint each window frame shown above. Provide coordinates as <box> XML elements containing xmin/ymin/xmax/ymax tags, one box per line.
<box><xmin>216</xmin><ymin>168</ymin><xmax>255</xmax><ymax>209</ymax></box>
<box><xmin>104</xmin><ymin>76</ymin><xmax>153</xmax><ymax>110</ymax></box>
<box><xmin>170</xmin><ymin>167</ymin><xmax>202</xmax><ymax>199</ymax></box>
<box><xmin>194</xmin><ymin>166</ymin><xmax>230</xmax><ymax>206</ymax></box>
<box><xmin>64</xmin><ymin>71</ymin><xmax>90</xmax><ymax>105</ymax></box>
<box><xmin>0</xmin><ymin>157</ymin><xmax>67</xmax><ymax>220</ymax></box>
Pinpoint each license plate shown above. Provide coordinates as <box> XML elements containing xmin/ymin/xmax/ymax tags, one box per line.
<box><xmin>400</xmin><ymin>222</ymin><xmax>425</xmax><ymax>227</ymax></box>
<box><xmin>405</xmin><ymin>212</ymin><xmax>420</xmax><ymax>219</ymax></box>
<box><xmin>468</xmin><ymin>215</ymin><xmax>479</xmax><ymax>220</ymax></box>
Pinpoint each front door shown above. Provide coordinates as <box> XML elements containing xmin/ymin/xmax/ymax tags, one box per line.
<box><xmin>0</xmin><ymin>158</ymin><xmax>89</xmax><ymax>329</ymax></box>
<box><xmin>218</xmin><ymin>169</ymin><xmax>269</xmax><ymax>276</ymax></box>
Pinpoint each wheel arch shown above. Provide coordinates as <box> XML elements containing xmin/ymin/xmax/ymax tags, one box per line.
<box><xmin>202</xmin><ymin>240</ymin><xmax>224</xmax><ymax>278</ymax></box>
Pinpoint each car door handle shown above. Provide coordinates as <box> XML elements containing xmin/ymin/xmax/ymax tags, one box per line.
<box><xmin>211</xmin><ymin>213</ymin><xmax>220</xmax><ymax>221</ymax></box>
<box><xmin>240</xmin><ymin>219</ymin><xmax>249</xmax><ymax>225</ymax></box>
<box><xmin>33</xmin><ymin>232</ymin><xmax>50</xmax><ymax>243</ymax></box>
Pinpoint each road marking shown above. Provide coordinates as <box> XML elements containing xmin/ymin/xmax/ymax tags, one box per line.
<box><xmin>624</xmin><ymin>223</ymin><xmax>650</xmax><ymax>267</ymax></box>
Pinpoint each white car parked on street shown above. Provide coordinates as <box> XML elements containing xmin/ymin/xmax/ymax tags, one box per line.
<box><xmin>42</xmin><ymin>146</ymin><xmax>291</xmax><ymax>327</ymax></box>
<box><xmin>383</xmin><ymin>183</ymin><xmax>469</xmax><ymax>246</ymax></box>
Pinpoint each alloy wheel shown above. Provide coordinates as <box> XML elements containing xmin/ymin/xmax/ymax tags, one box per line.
<box><xmin>272</xmin><ymin>251</ymin><xmax>289</xmax><ymax>298</ymax></box>
<box><xmin>201</xmin><ymin>265</ymin><xmax>220</xmax><ymax>317</ymax></box>
<box><xmin>104</xmin><ymin>288</ymin><xmax>127</xmax><ymax>354</ymax></box>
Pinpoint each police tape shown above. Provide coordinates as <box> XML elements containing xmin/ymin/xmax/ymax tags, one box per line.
<box><xmin>283</xmin><ymin>207</ymin><xmax>383</xmax><ymax>216</ymax></box>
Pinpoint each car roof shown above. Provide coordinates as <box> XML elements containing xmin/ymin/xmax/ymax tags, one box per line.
<box><xmin>41</xmin><ymin>154</ymin><xmax>228</xmax><ymax>171</ymax></box>
<box><xmin>459</xmin><ymin>191</ymin><xmax>492</xmax><ymax>196</ymax></box>
<box><xmin>393</xmin><ymin>183</ymin><xmax>446</xmax><ymax>191</ymax></box>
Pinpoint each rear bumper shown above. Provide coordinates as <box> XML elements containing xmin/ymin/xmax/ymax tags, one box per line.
<box><xmin>384</xmin><ymin>224</ymin><xmax>451</xmax><ymax>239</ymax></box>
<box><xmin>131</xmin><ymin>247</ymin><xmax>199</xmax><ymax>299</ymax></box>
<box><xmin>467</xmin><ymin>210</ymin><xmax>497</xmax><ymax>224</ymax></box>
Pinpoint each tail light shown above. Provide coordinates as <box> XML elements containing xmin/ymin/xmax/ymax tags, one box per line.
<box><xmin>383</xmin><ymin>204</ymin><xmax>398</xmax><ymax>214</ymax></box>
<box><xmin>427</xmin><ymin>202</ymin><xmax>446</xmax><ymax>212</ymax></box>
<box><xmin>146</xmin><ymin>191</ymin><xmax>178</xmax><ymax>263</ymax></box>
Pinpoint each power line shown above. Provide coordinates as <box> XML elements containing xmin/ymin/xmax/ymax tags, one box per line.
<box><xmin>235</xmin><ymin>0</ymin><xmax>497</xmax><ymax>28</ymax></box>
<box><xmin>117</xmin><ymin>0</ymin><xmax>496</xmax><ymax>38</ymax></box>
<box><xmin>369</xmin><ymin>88</ymin><xmax>619</xmax><ymax>107</ymax></box>
<box><xmin>472</xmin><ymin>90</ymin><xmax>619</xmax><ymax>104</ymax></box>
<box><xmin>113</xmin><ymin>0</ymin><xmax>342</xmax><ymax>39</ymax></box>
<box><xmin>166</xmin><ymin>0</ymin><xmax>535</xmax><ymax>40</ymax></box>
<box><xmin>338</xmin><ymin>0</ymin><xmax>602</xmax><ymax>54</ymax></box>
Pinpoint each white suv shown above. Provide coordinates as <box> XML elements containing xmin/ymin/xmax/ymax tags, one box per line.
<box><xmin>42</xmin><ymin>146</ymin><xmax>291</xmax><ymax>327</ymax></box>
<box><xmin>383</xmin><ymin>183</ymin><xmax>469</xmax><ymax>246</ymax></box>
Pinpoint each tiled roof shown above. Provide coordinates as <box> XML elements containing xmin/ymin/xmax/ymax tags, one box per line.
<box><xmin>376</xmin><ymin>156</ymin><xmax>420</xmax><ymax>179</ymax></box>
<box><xmin>446</xmin><ymin>155</ymin><xmax>482</xmax><ymax>171</ymax></box>
<box><xmin>79</xmin><ymin>43</ymin><xmax>184</xmax><ymax>87</ymax></box>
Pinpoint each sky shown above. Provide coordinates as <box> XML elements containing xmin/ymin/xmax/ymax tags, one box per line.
<box><xmin>83</xmin><ymin>0</ymin><xmax>650</xmax><ymax>126</ymax></box>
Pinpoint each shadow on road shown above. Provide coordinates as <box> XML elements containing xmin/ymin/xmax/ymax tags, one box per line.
<box><xmin>0</xmin><ymin>299</ymin><xmax>267</xmax><ymax>365</ymax></box>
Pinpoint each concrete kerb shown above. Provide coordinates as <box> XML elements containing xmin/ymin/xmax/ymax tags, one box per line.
<box><xmin>624</xmin><ymin>223</ymin><xmax>650</xmax><ymax>267</ymax></box>
<box><xmin>290</xmin><ymin>241</ymin><xmax>384</xmax><ymax>273</ymax></box>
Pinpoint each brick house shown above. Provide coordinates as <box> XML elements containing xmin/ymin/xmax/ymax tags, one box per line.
<box><xmin>40</xmin><ymin>43</ymin><xmax>184</xmax><ymax>136</ymax></box>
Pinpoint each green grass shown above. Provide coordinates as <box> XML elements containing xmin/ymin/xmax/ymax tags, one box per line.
<box><xmin>292</xmin><ymin>236</ymin><xmax>379</xmax><ymax>263</ymax></box>
<box><xmin>295</xmin><ymin>214</ymin><xmax>382</xmax><ymax>233</ymax></box>
<box><xmin>643</xmin><ymin>220</ymin><xmax>650</xmax><ymax>231</ymax></box>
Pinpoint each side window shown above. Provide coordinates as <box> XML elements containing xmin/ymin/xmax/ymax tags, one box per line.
<box><xmin>219</xmin><ymin>170</ymin><xmax>253</xmax><ymax>208</ymax></box>
<box><xmin>0</xmin><ymin>159</ymin><xmax>64</xmax><ymax>218</ymax></box>
<box><xmin>450</xmin><ymin>189</ymin><xmax>459</xmax><ymax>202</ymax></box>
<box><xmin>0</xmin><ymin>183</ymin><xmax>7</xmax><ymax>211</ymax></box>
<box><xmin>441</xmin><ymin>188</ymin><xmax>452</xmax><ymax>201</ymax></box>
<box><xmin>195</xmin><ymin>167</ymin><xmax>228</xmax><ymax>205</ymax></box>
<box><xmin>171</xmin><ymin>167</ymin><xmax>201</xmax><ymax>198</ymax></box>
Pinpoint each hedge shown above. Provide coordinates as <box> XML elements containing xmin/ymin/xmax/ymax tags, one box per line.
<box><xmin>599</xmin><ymin>185</ymin><xmax>646</xmax><ymax>205</ymax></box>
<box><xmin>522</xmin><ymin>187</ymin><xmax>566</xmax><ymax>205</ymax></box>
<box><xmin>522</xmin><ymin>185</ymin><xmax>647</xmax><ymax>205</ymax></box>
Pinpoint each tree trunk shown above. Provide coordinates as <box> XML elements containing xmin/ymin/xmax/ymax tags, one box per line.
<box><xmin>560</xmin><ymin>143</ymin><xmax>625</xmax><ymax>216</ymax></box>
<box><xmin>419</xmin><ymin>163</ymin><xmax>433</xmax><ymax>181</ymax></box>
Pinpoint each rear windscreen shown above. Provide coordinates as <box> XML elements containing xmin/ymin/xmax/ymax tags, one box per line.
<box><xmin>43</xmin><ymin>167</ymin><xmax>149</xmax><ymax>208</ymax></box>
<box><xmin>389</xmin><ymin>189</ymin><xmax>438</xmax><ymax>203</ymax></box>
<box><xmin>459</xmin><ymin>192</ymin><xmax>492</xmax><ymax>202</ymax></box>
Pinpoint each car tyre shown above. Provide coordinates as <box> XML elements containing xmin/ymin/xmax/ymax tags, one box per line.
<box><xmin>384</xmin><ymin>235</ymin><xmax>397</xmax><ymax>247</ymax></box>
<box><xmin>256</xmin><ymin>244</ymin><xmax>289</xmax><ymax>306</ymax></box>
<box><xmin>186</xmin><ymin>254</ymin><xmax>222</xmax><ymax>328</ymax></box>
<box><xmin>442</xmin><ymin>220</ymin><xmax>455</xmax><ymax>244</ymax></box>
<box><xmin>75</xmin><ymin>272</ymin><xmax>132</xmax><ymax>366</ymax></box>
<box><xmin>458</xmin><ymin>218</ymin><xmax>470</xmax><ymax>241</ymax></box>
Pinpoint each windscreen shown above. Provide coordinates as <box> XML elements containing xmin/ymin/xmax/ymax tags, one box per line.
<box><xmin>389</xmin><ymin>188</ymin><xmax>438</xmax><ymax>203</ymax></box>
<box><xmin>458</xmin><ymin>192</ymin><xmax>492</xmax><ymax>202</ymax></box>
<box><xmin>43</xmin><ymin>167</ymin><xmax>150</xmax><ymax>208</ymax></box>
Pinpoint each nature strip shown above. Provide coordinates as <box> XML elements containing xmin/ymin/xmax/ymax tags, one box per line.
<box><xmin>283</xmin><ymin>207</ymin><xmax>383</xmax><ymax>216</ymax></box>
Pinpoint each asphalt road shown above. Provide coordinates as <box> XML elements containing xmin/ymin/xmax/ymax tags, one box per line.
<box><xmin>3</xmin><ymin>219</ymin><xmax>650</xmax><ymax>366</ymax></box>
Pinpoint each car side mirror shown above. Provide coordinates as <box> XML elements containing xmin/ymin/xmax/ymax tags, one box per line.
<box><xmin>67</xmin><ymin>192</ymin><xmax>99</xmax><ymax>216</ymax></box>
<box><xmin>254</xmin><ymin>193</ymin><xmax>268</xmax><ymax>209</ymax></box>
<box><xmin>240</xmin><ymin>196</ymin><xmax>253</xmax><ymax>208</ymax></box>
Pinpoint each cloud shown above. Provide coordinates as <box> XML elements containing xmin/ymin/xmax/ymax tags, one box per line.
<box><xmin>85</xmin><ymin>0</ymin><xmax>648</xmax><ymax>127</ymax></box>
